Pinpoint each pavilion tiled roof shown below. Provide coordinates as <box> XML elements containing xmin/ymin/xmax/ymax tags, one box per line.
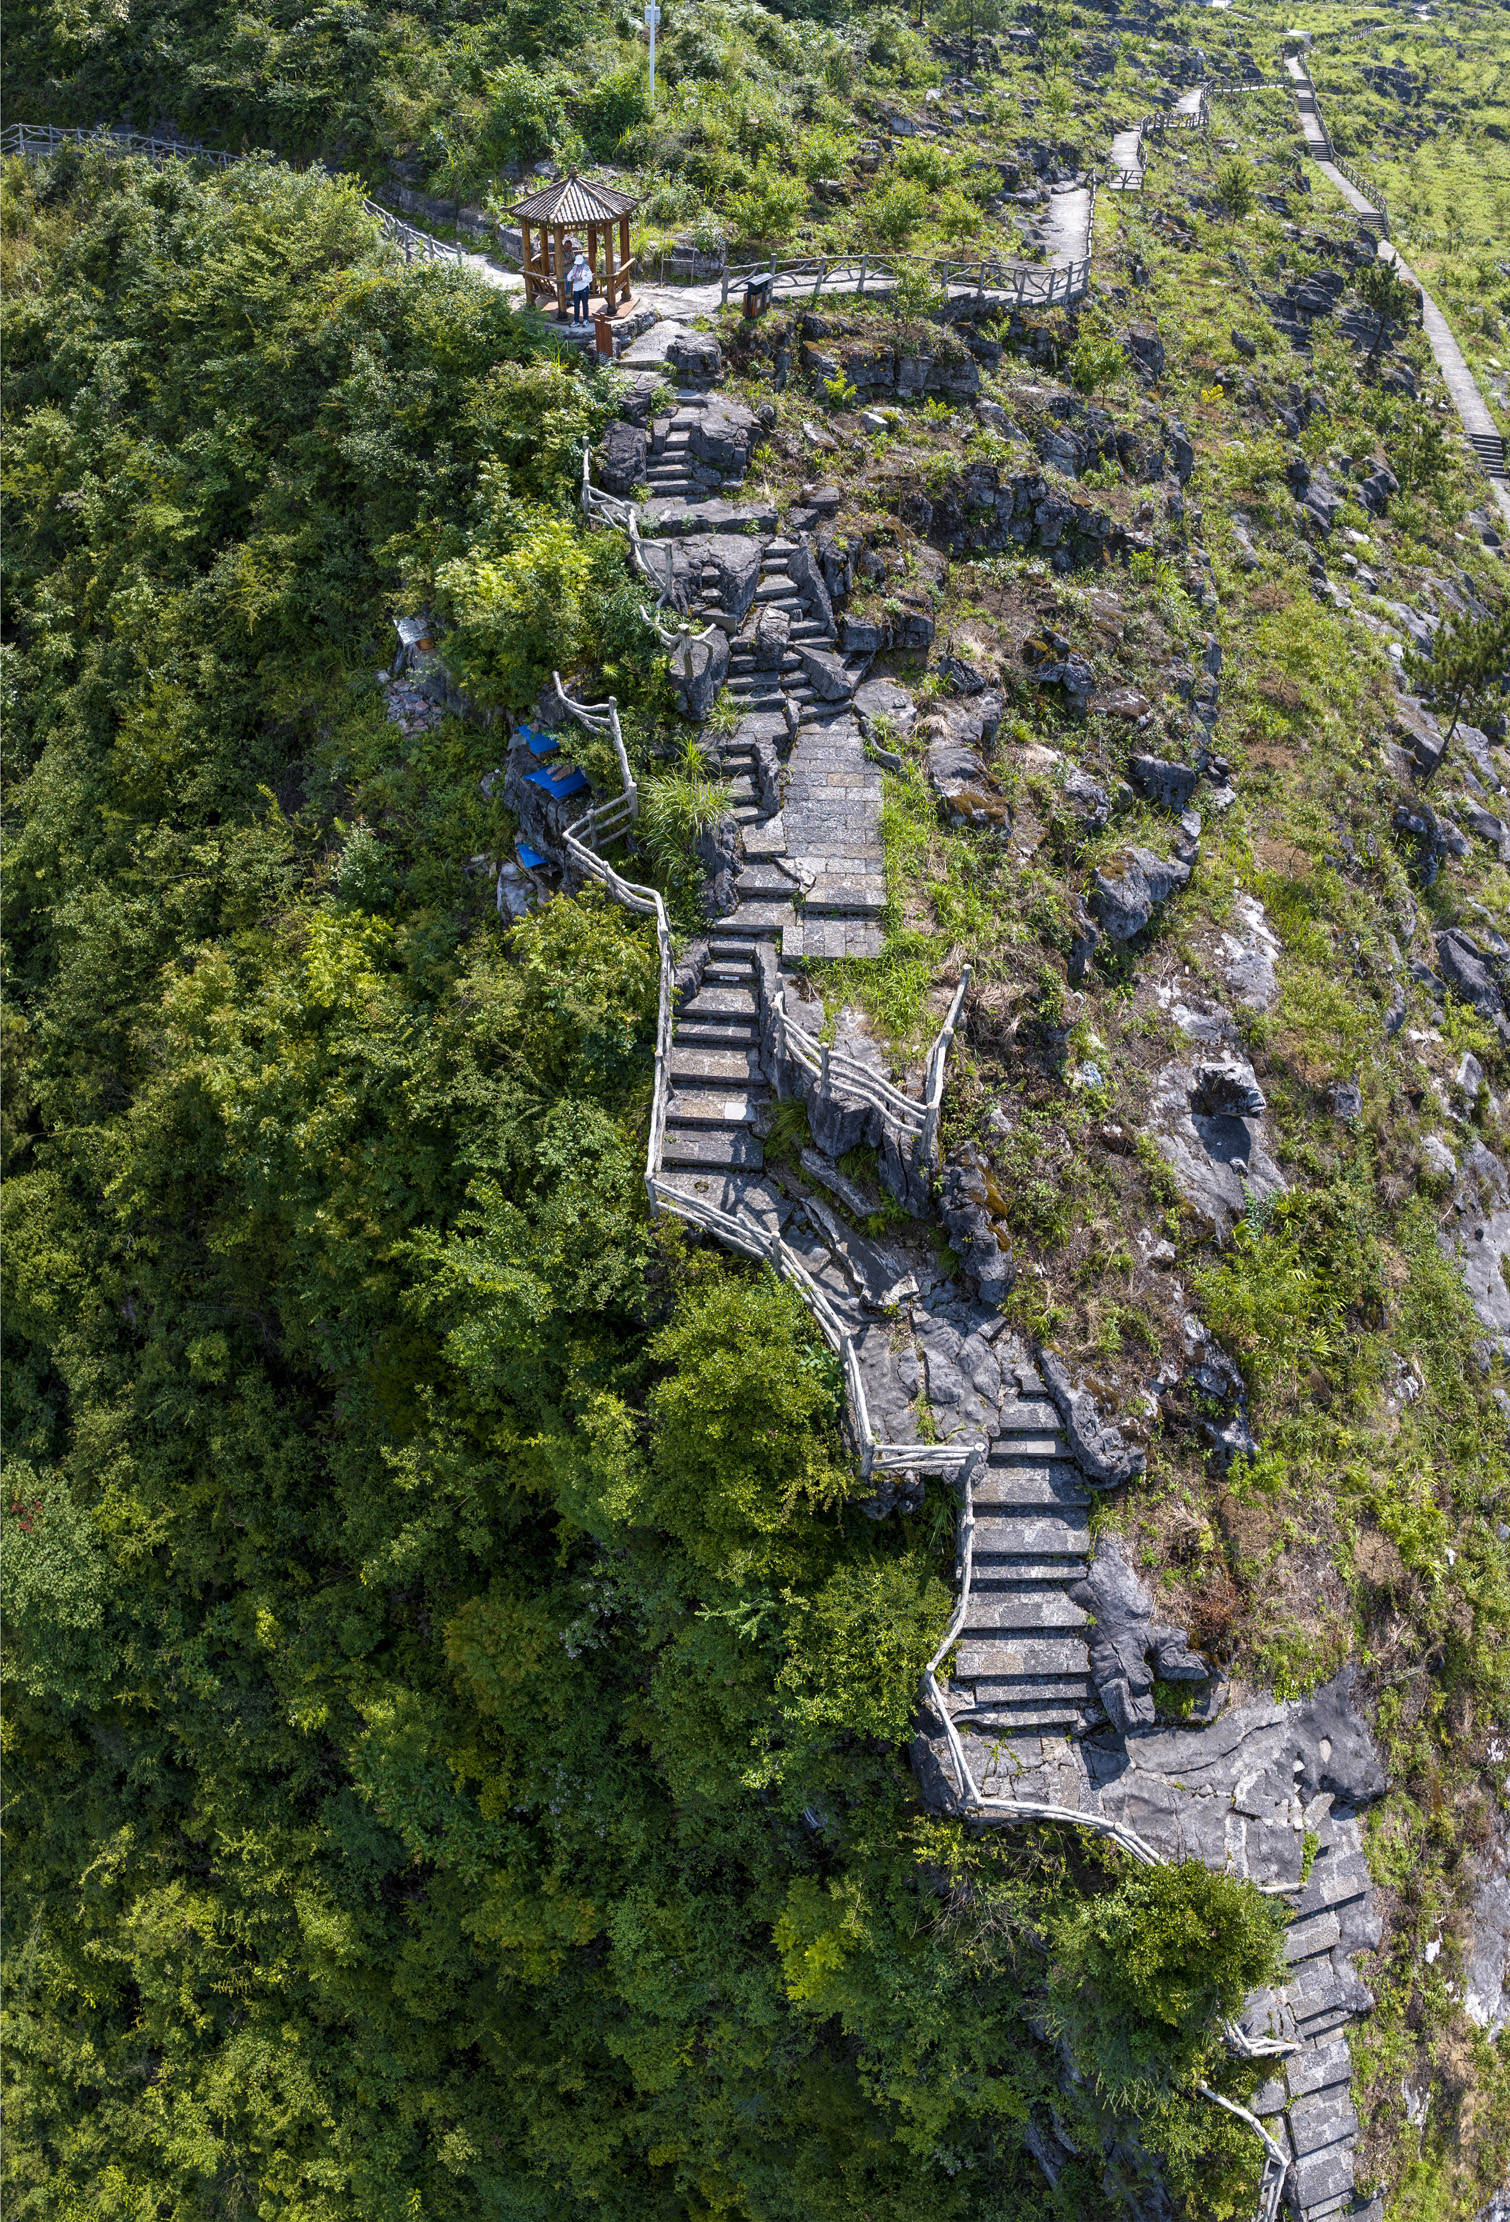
<box><xmin>505</xmin><ymin>174</ymin><xmax>638</xmax><ymax>224</ymax></box>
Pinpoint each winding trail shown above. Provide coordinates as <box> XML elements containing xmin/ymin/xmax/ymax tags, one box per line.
<box><xmin>1283</xmin><ymin>54</ymin><xmax>1510</xmax><ymax>526</ymax></box>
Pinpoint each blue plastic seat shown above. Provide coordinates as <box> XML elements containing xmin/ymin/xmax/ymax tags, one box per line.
<box><xmin>525</xmin><ymin>765</ymin><xmax>589</xmax><ymax>801</ymax></box>
<box><xmin>515</xmin><ymin>725</ymin><xmax>560</xmax><ymax>757</ymax></box>
<box><xmin>517</xmin><ymin>840</ymin><xmax>548</xmax><ymax>869</ymax></box>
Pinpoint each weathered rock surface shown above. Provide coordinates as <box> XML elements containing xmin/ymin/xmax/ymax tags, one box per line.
<box><xmin>595</xmin><ymin>420</ymin><xmax>647</xmax><ymax>495</ymax></box>
<box><xmin>664</xmin><ymin>327</ymin><xmax>722</xmax><ymax>379</ymax></box>
<box><xmin>1440</xmin><ymin>1141</ymin><xmax>1510</xmax><ymax>1351</ymax></box>
<box><xmin>1217</xmin><ymin>893</ymin><xmax>1282</xmax><ymax>1011</ymax></box>
<box><xmin>937</xmin><ymin>1144</ymin><xmax>1014</xmax><ymax>1303</ymax></box>
<box><xmin>1069</xmin><ymin>1536</ymin><xmax>1213</xmax><ymax>1734</ymax></box>
<box><xmin>1039</xmin><ymin>1348</ymin><xmax>1145</xmax><ymax>1486</ymax></box>
<box><xmin>1146</xmin><ymin>1055</ymin><xmax>1285</xmax><ymax>1236</ymax></box>
<box><xmin>1088</xmin><ymin>847</ymin><xmax>1191</xmax><ymax>941</ymax></box>
<box><xmin>670</xmin><ymin>626</ymin><xmax>731</xmax><ymax>724</ymax></box>
<box><xmin>1465</xmin><ymin>1842</ymin><xmax>1510</xmax><ymax>2037</ymax></box>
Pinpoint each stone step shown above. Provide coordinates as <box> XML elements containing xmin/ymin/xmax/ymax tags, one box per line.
<box><xmin>971</xmin><ymin>1555</ymin><xmax>1090</xmax><ymax>1585</ymax></box>
<box><xmin>958</xmin><ymin>1589</ymin><xmax>1090</xmax><ymax>1633</ymax></box>
<box><xmin>668</xmin><ymin>1044</ymin><xmax>764</xmax><ymax>1083</ymax></box>
<box><xmin>958</xmin><ymin>1672</ymin><xmax>1097</xmax><ymax>1704</ymax></box>
<box><xmin>735</xmin><ymin>864</ymin><xmax>801</xmax><ymax>896</ymax></box>
<box><xmin>974</xmin><ymin>1465</ymin><xmax>1091</xmax><ymax>1512</ymax></box>
<box><xmin>997</xmin><ymin>1399</ymin><xmax>1059</xmax><ymax>1432</ymax></box>
<box><xmin>660</xmin><ymin>1126</ymin><xmax>764</xmax><ymax>1170</ymax></box>
<box><xmin>755</xmin><ymin>581</ymin><xmax>802</xmax><ymax>602</ymax></box>
<box><xmin>710</xmin><ymin>902</ymin><xmax>796</xmax><ymax>935</ymax></box>
<box><xmin>732</xmin><ymin>804</ymin><xmax>763</xmax><ymax>825</ymax></box>
<box><xmin>953</xmin><ymin>1635</ymin><xmax>1092</xmax><ymax>1679</ymax></box>
<box><xmin>972</xmin><ymin>1511</ymin><xmax>1091</xmax><ymax>1555</ymax></box>
<box><xmin>958</xmin><ymin>1698</ymin><xmax>1097</xmax><ymax>1733</ymax></box>
<box><xmin>987</xmin><ymin>1434</ymin><xmax>1067</xmax><ymax>1464</ymax></box>
<box><xmin>703</xmin><ymin>956</ymin><xmax>754</xmax><ymax>980</ymax></box>
<box><xmin>665</xmin><ymin>1088</ymin><xmax>769</xmax><ymax>1127</ymax></box>
<box><xmin>674</xmin><ymin>1018</ymin><xmax>761</xmax><ymax>1047</ymax></box>
<box><xmin>711</xmin><ymin>936</ymin><xmax>761</xmax><ymax>957</ymax></box>
<box><xmin>682</xmin><ymin>985</ymin><xmax>757</xmax><ymax>1020</ymax></box>
<box><xmin>801</xmin><ymin>877</ymin><xmax>886</xmax><ymax>919</ymax></box>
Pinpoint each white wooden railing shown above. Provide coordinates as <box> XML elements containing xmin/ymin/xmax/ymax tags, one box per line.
<box><xmin>922</xmin><ymin>1454</ymin><xmax>1295</xmax><ymax>2221</ymax></box>
<box><xmin>718</xmin><ymin>249</ymin><xmax>1092</xmax><ymax>311</ymax></box>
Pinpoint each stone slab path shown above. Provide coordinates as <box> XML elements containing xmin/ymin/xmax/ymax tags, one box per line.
<box><xmin>780</xmin><ymin>714</ymin><xmax>886</xmax><ymax>961</ymax></box>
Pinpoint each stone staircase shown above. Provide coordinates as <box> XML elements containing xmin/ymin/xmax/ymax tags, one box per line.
<box><xmin>947</xmin><ymin>1385</ymin><xmax>1102</xmax><ymax>1744</ymax></box>
<box><xmin>1469</xmin><ymin>427</ymin><xmax>1508</xmax><ymax>483</ymax></box>
<box><xmin>663</xmin><ymin>935</ymin><xmax>774</xmax><ymax>1173</ymax></box>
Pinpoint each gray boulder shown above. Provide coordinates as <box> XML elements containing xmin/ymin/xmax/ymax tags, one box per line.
<box><xmin>1130</xmin><ymin>752</ymin><xmax>1199</xmax><ymax>812</ymax></box>
<box><xmin>689</xmin><ymin>534</ymin><xmax>763</xmax><ymax>622</ymax></box>
<box><xmin>670</xmin><ymin>627</ymin><xmax>730</xmax><ymax>724</ymax></box>
<box><xmin>1038</xmin><ymin>1349</ymin><xmax>1145</xmax><ymax>1487</ymax></box>
<box><xmin>786</xmin><ymin>539</ymin><xmax>835</xmax><ymax>633</ymax></box>
<box><xmin>665</xmin><ymin>328</ymin><xmax>721</xmax><ymax>379</ymax></box>
<box><xmin>1087</xmin><ymin>847</ymin><xmax>1191</xmax><ymax>941</ymax></box>
<box><xmin>1190</xmin><ymin>1060</ymin><xmax>1267</xmax><ymax>1118</ymax></box>
<box><xmin>695</xmin><ymin>813</ymin><xmax>739</xmax><ymax>918</ymax></box>
<box><xmin>838</xmin><ymin>615</ymin><xmax>884</xmax><ymax>659</ymax></box>
<box><xmin>855</xmin><ymin>677</ymin><xmax>917</xmax><ymax>740</ymax></box>
<box><xmin>794</xmin><ymin>643</ymin><xmax>854</xmax><ymax>702</ymax></box>
<box><xmin>1357</xmin><ymin>456</ymin><xmax>1399</xmax><ymax>516</ymax></box>
<box><xmin>1123</xmin><ymin>325</ymin><xmax>1166</xmax><ymax>382</ymax></box>
<box><xmin>1146</xmin><ymin>1055</ymin><xmax>1285</xmax><ymax>1237</ymax></box>
<box><xmin>1436</xmin><ymin>929</ymin><xmax>1508</xmax><ymax>1033</ymax></box>
<box><xmin>689</xmin><ymin>395</ymin><xmax>758</xmax><ymax>477</ymax></box>
<box><xmin>1165</xmin><ymin>417</ymin><xmax>1194</xmax><ymax>483</ymax></box>
<box><xmin>753</xmin><ymin>605</ymin><xmax>790</xmax><ymax>670</ymax></box>
<box><xmin>1062</xmin><ymin>766</ymin><xmax>1110</xmax><ymax>835</ymax></box>
<box><xmin>1440</xmin><ymin>1141</ymin><xmax>1510</xmax><ymax>1349</ymax></box>
<box><xmin>1069</xmin><ymin>1536</ymin><xmax>1212</xmax><ymax>1735</ymax></box>
<box><xmin>595</xmin><ymin>420</ymin><xmax>647</xmax><ymax>495</ymax></box>
<box><xmin>937</xmin><ymin>1145</ymin><xmax>1014</xmax><ymax>1303</ymax></box>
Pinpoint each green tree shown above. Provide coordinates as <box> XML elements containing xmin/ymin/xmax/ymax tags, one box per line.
<box><xmin>1404</xmin><ymin>601</ymin><xmax>1510</xmax><ymax>746</ymax></box>
<box><xmin>1213</xmin><ymin>153</ymin><xmax>1257</xmax><ymax>228</ymax></box>
<box><xmin>1354</xmin><ymin>252</ymin><xmax>1419</xmax><ymax>366</ymax></box>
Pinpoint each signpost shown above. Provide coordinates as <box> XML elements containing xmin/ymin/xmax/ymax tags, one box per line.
<box><xmin>645</xmin><ymin>2</ymin><xmax>660</xmax><ymax>101</ymax></box>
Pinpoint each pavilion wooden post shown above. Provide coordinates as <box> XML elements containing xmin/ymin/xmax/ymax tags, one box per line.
<box><xmin>504</xmin><ymin>177</ymin><xmax>639</xmax><ymax>323</ymax></box>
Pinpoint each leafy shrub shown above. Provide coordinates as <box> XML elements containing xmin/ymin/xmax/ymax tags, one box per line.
<box><xmin>574</xmin><ymin>57</ymin><xmax>653</xmax><ymax>155</ymax></box>
<box><xmin>645</xmin><ymin>1273</ymin><xmax>855</xmax><ymax>1572</ymax></box>
<box><xmin>864</xmin><ymin>176</ymin><xmax>931</xmax><ymax>247</ymax></box>
<box><xmin>484</xmin><ymin>61</ymin><xmax>568</xmax><ymax>163</ymax></box>
<box><xmin>1069</xmin><ymin>333</ymin><xmax>1127</xmax><ymax>393</ymax></box>
<box><xmin>1047</xmin><ymin>1859</ymin><xmax>1286</xmax><ymax>2100</ymax></box>
<box><xmin>724</xmin><ymin>161</ymin><xmax>808</xmax><ymax>245</ymax></box>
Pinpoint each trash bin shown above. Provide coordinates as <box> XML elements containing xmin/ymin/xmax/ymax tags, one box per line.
<box><xmin>744</xmin><ymin>272</ymin><xmax>774</xmax><ymax>319</ymax></box>
<box><xmin>593</xmin><ymin>313</ymin><xmax>615</xmax><ymax>359</ymax></box>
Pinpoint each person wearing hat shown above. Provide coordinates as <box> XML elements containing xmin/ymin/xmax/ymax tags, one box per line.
<box><xmin>565</xmin><ymin>238</ymin><xmax>594</xmax><ymax>323</ymax></box>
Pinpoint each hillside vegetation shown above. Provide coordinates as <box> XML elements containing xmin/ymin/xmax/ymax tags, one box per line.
<box><xmin>4</xmin><ymin>5</ymin><xmax>1510</xmax><ymax>2221</ymax></box>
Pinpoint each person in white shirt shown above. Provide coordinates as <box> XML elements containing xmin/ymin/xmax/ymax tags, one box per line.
<box><xmin>565</xmin><ymin>240</ymin><xmax>593</xmax><ymax>323</ymax></box>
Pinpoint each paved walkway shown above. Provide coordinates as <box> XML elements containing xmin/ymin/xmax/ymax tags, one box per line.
<box><xmin>1284</xmin><ymin>56</ymin><xmax>1510</xmax><ymax>525</ymax></box>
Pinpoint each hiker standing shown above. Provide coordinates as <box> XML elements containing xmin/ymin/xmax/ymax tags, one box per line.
<box><xmin>566</xmin><ymin>240</ymin><xmax>593</xmax><ymax>322</ymax></box>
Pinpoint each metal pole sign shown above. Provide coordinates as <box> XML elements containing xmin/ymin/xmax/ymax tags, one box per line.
<box><xmin>645</xmin><ymin>2</ymin><xmax>660</xmax><ymax>100</ymax></box>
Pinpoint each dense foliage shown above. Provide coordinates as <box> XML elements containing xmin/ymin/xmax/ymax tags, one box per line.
<box><xmin>2</xmin><ymin>150</ymin><xmax>1285</xmax><ymax>2222</ymax></box>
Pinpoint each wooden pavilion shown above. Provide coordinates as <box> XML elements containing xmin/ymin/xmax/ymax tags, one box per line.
<box><xmin>506</xmin><ymin>175</ymin><xmax>639</xmax><ymax>318</ymax></box>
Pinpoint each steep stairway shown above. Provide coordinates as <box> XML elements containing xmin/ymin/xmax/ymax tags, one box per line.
<box><xmin>948</xmin><ymin>1392</ymin><xmax>1101</xmax><ymax>1743</ymax></box>
<box><xmin>663</xmin><ymin>937</ymin><xmax>774</xmax><ymax>1172</ymax></box>
<box><xmin>1468</xmin><ymin>428</ymin><xmax>1508</xmax><ymax>483</ymax></box>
